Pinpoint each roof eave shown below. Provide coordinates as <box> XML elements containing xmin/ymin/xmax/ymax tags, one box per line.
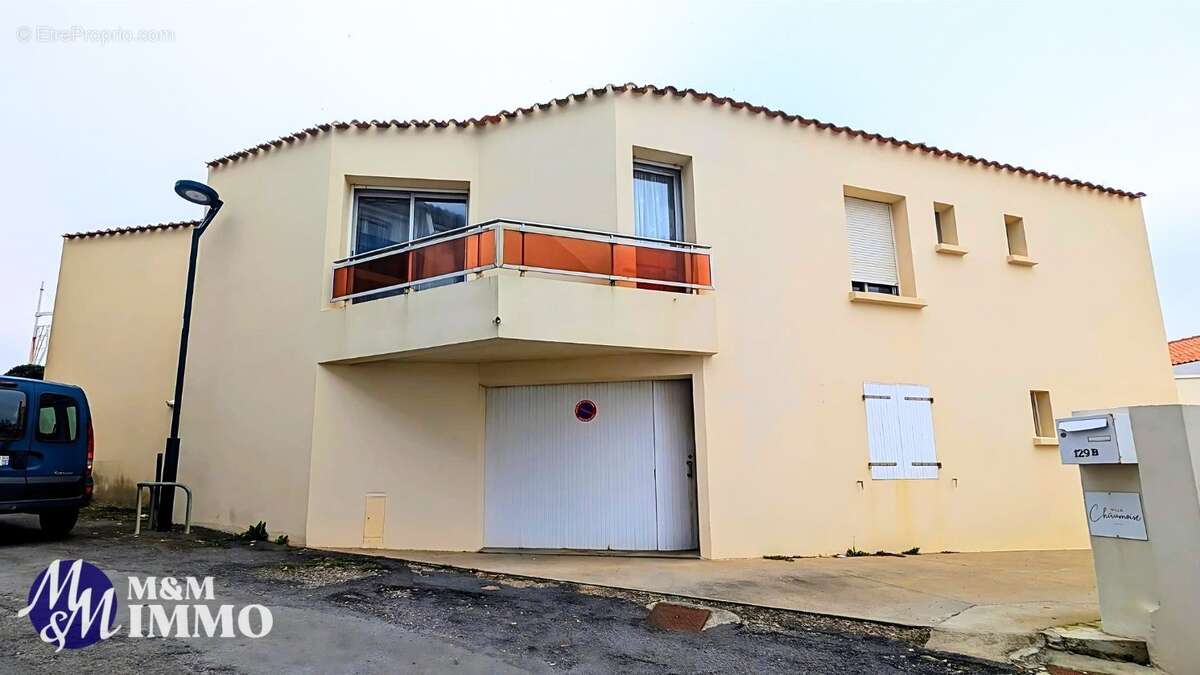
<box><xmin>204</xmin><ymin>83</ymin><xmax>1145</xmax><ymax>200</ymax></box>
<box><xmin>63</xmin><ymin>220</ymin><xmax>199</xmax><ymax>240</ymax></box>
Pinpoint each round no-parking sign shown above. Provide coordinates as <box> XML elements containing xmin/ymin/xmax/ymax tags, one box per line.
<box><xmin>574</xmin><ymin>399</ymin><xmax>598</xmax><ymax>422</ymax></box>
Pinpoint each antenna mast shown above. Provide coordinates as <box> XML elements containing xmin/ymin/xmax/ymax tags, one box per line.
<box><xmin>29</xmin><ymin>282</ymin><xmax>52</xmax><ymax>365</ymax></box>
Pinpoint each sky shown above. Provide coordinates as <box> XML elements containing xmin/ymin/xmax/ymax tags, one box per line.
<box><xmin>0</xmin><ymin>0</ymin><xmax>1196</xmax><ymax>368</ymax></box>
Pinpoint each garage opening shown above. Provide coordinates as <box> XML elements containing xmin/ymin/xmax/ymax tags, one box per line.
<box><xmin>483</xmin><ymin>379</ymin><xmax>699</xmax><ymax>552</ymax></box>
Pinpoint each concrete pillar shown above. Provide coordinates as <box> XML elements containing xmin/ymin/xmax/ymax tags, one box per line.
<box><xmin>1073</xmin><ymin>405</ymin><xmax>1200</xmax><ymax>673</ymax></box>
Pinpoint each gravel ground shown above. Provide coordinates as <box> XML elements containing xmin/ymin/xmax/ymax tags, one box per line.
<box><xmin>0</xmin><ymin>506</ymin><xmax>1017</xmax><ymax>674</ymax></box>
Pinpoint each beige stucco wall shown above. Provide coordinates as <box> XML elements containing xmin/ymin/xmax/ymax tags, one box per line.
<box><xmin>305</xmin><ymin>353</ymin><xmax>706</xmax><ymax>552</ymax></box>
<box><xmin>1177</xmin><ymin>376</ymin><xmax>1200</xmax><ymax>404</ymax></box>
<box><xmin>181</xmin><ymin>98</ymin><xmax>623</xmax><ymax>544</ymax></box>
<box><xmin>609</xmin><ymin>93</ymin><xmax>1177</xmax><ymax>557</ymax></box>
<box><xmin>307</xmin><ymin>361</ymin><xmax>485</xmax><ymax>550</ymax></box>
<box><xmin>175</xmin><ymin>90</ymin><xmax>1176</xmax><ymax>557</ymax></box>
<box><xmin>44</xmin><ymin>228</ymin><xmax>190</xmax><ymax>505</ymax></box>
<box><xmin>179</xmin><ymin>136</ymin><xmax>334</xmax><ymax>543</ymax></box>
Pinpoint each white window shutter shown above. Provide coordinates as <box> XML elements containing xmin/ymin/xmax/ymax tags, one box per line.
<box><xmin>863</xmin><ymin>383</ymin><xmax>904</xmax><ymax>479</ymax></box>
<box><xmin>863</xmin><ymin>382</ymin><xmax>939</xmax><ymax>480</ymax></box>
<box><xmin>844</xmin><ymin>197</ymin><xmax>899</xmax><ymax>287</ymax></box>
<box><xmin>896</xmin><ymin>384</ymin><xmax>938</xmax><ymax>479</ymax></box>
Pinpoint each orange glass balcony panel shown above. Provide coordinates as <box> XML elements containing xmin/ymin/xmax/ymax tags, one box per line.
<box><xmin>334</xmin><ymin>252</ymin><xmax>410</xmax><ymax>298</ymax></box>
<box><xmin>612</xmin><ymin>244</ymin><xmax>636</xmax><ymax>278</ymax></box>
<box><xmin>690</xmin><ymin>252</ymin><xmax>712</xmax><ymax>287</ymax></box>
<box><xmin>612</xmin><ymin>244</ymin><xmax>637</xmax><ymax>288</ymax></box>
<box><xmin>634</xmin><ymin>246</ymin><xmax>689</xmax><ymax>285</ymax></box>
<box><xmin>502</xmin><ymin>230</ymin><xmax>524</xmax><ymax>266</ymax></box>
<box><xmin>478</xmin><ymin>230</ymin><xmax>496</xmax><ymax>267</ymax></box>
<box><xmin>409</xmin><ymin>238</ymin><xmax>468</xmax><ymax>283</ymax></box>
<box><xmin>464</xmin><ymin>233</ymin><xmax>479</xmax><ymax>270</ymax></box>
<box><xmin>624</xmin><ymin>246</ymin><xmax>713</xmax><ymax>292</ymax></box>
<box><xmin>333</xmin><ymin>226</ymin><xmax>711</xmax><ymax>301</ymax></box>
<box><xmin>333</xmin><ymin>266</ymin><xmax>351</xmax><ymax>299</ymax></box>
<box><xmin>522</xmin><ymin>232</ymin><xmax>612</xmax><ymax>276</ymax></box>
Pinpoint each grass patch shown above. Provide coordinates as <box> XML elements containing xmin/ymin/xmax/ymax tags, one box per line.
<box><xmin>237</xmin><ymin>521</ymin><xmax>269</xmax><ymax>542</ymax></box>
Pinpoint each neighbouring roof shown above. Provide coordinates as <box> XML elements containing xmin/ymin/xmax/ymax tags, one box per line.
<box><xmin>63</xmin><ymin>220</ymin><xmax>198</xmax><ymax>240</ymax></box>
<box><xmin>207</xmin><ymin>83</ymin><xmax>1144</xmax><ymax>199</ymax></box>
<box><xmin>1169</xmin><ymin>335</ymin><xmax>1200</xmax><ymax>366</ymax></box>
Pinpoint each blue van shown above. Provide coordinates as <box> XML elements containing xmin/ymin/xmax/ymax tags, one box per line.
<box><xmin>0</xmin><ymin>376</ymin><xmax>93</xmax><ymax>537</ymax></box>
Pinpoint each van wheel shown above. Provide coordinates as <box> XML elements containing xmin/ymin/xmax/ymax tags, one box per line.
<box><xmin>39</xmin><ymin>509</ymin><xmax>79</xmax><ymax>539</ymax></box>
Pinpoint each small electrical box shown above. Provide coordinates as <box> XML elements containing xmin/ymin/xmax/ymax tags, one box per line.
<box><xmin>1056</xmin><ymin>410</ymin><xmax>1137</xmax><ymax>465</ymax></box>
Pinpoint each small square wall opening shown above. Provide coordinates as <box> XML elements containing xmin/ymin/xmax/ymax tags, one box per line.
<box><xmin>1030</xmin><ymin>390</ymin><xmax>1054</xmax><ymax>438</ymax></box>
<box><xmin>934</xmin><ymin>203</ymin><xmax>958</xmax><ymax>245</ymax></box>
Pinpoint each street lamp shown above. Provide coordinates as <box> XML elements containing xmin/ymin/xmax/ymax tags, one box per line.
<box><xmin>156</xmin><ymin>179</ymin><xmax>223</xmax><ymax>531</ymax></box>
<box><xmin>175</xmin><ymin>180</ymin><xmax>220</xmax><ymax>208</ymax></box>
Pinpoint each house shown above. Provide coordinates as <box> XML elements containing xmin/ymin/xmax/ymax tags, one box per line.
<box><xmin>1170</xmin><ymin>335</ymin><xmax>1200</xmax><ymax>404</ymax></box>
<box><xmin>50</xmin><ymin>85</ymin><xmax>1177</xmax><ymax>558</ymax></box>
<box><xmin>45</xmin><ymin>222</ymin><xmax>193</xmax><ymax>505</ymax></box>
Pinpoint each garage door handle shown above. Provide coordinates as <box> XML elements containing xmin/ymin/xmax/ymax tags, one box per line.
<box><xmin>686</xmin><ymin>456</ymin><xmax>694</xmax><ymax>478</ymax></box>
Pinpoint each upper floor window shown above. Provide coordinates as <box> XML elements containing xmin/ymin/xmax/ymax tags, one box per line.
<box><xmin>845</xmin><ymin>196</ymin><xmax>900</xmax><ymax>295</ymax></box>
<box><xmin>352</xmin><ymin>189</ymin><xmax>468</xmax><ymax>255</ymax></box>
<box><xmin>348</xmin><ymin>189</ymin><xmax>469</xmax><ymax>300</ymax></box>
<box><xmin>633</xmin><ymin>162</ymin><xmax>683</xmax><ymax>241</ymax></box>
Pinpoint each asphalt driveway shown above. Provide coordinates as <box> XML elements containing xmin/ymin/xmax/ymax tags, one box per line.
<box><xmin>0</xmin><ymin>507</ymin><xmax>1015</xmax><ymax>674</ymax></box>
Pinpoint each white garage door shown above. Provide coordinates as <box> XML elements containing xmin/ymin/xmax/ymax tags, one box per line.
<box><xmin>484</xmin><ymin>380</ymin><xmax>699</xmax><ymax>551</ymax></box>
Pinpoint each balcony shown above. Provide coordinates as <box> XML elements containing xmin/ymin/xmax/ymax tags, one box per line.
<box><xmin>318</xmin><ymin>220</ymin><xmax>717</xmax><ymax>364</ymax></box>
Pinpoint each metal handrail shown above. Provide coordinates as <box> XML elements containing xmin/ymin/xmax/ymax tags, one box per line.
<box><xmin>477</xmin><ymin>218</ymin><xmax>712</xmax><ymax>250</ymax></box>
<box><xmin>333</xmin><ymin>223</ymin><xmax>489</xmax><ymax>268</ymax></box>
<box><xmin>135</xmin><ymin>481</ymin><xmax>192</xmax><ymax>535</ymax></box>
<box><xmin>333</xmin><ymin>218</ymin><xmax>711</xmax><ymax>267</ymax></box>
<box><xmin>498</xmin><ymin>220</ymin><xmax>710</xmax><ymax>255</ymax></box>
<box><xmin>332</xmin><ymin>218</ymin><xmax>714</xmax><ymax>302</ymax></box>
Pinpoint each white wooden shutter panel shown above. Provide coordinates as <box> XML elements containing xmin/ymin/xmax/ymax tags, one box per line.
<box><xmin>844</xmin><ymin>197</ymin><xmax>899</xmax><ymax>287</ymax></box>
<box><xmin>896</xmin><ymin>384</ymin><xmax>938</xmax><ymax>479</ymax></box>
<box><xmin>863</xmin><ymin>383</ymin><xmax>939</xmax><ymax>480</ymax></box>
<box><xmin>863</xmin><ymin>383</ymin><xmax>904</xmax><ymax>479</ymax></box>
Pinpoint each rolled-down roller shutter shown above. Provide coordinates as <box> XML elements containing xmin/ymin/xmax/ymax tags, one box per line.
<box><xmin>844</xmin><ymin>197</ymin><xmax>899</xmax><ymax>288</ymax></box>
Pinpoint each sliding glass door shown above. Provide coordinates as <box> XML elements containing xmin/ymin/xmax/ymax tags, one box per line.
<box><xmin>350</xmin><ymin>189</ymin><xmax>469</xmax><ymax>300</ymax></box>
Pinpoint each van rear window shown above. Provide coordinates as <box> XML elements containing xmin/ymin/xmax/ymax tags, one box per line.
<box><xmin>0</xmin><ymin>390</ymin><xmax>26</xmax><ymax>440</ymax></box>
<box><xmin>37</xmin><ymin>394</ymin><xmax>78</xmax><ymax>443</ymax></box>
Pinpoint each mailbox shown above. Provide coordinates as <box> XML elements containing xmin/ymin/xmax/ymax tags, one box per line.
<box><xmin>1053</xmin><ymin>405</ymin><xmax>1200</xmax><ymax>672</ymax></box>
<box><xmin>1056</xmin><ymin>410</ymin><xmax>1137</xmax><ymax>465</ymax></box>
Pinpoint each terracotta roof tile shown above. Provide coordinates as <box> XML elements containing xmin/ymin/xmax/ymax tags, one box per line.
<box><xmin>63</xmin><ymin>220</ymin><xmax>198</xmax><ymax>240</ymax></box>
<box><xmin>205</xmin><ymin>83</ymin><xmax>1145</xmax><ymax>199</ymax></box>
<box><xmin>1169</xmin><ymin>335</ymin><xmax>1200</xmax><ymax>366</ymax></box>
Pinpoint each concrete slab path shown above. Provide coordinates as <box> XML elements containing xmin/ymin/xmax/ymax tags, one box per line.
<box><xmin>331</xmin><ymin>547</ymin><xmax>1099</xmax><ymax>657</ymax></box>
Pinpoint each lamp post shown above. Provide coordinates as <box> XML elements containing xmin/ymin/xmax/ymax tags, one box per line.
<box><xmin>156</xmin><ymin>179</ymin><xmax>223</xmax><ymax>531</ymax></box>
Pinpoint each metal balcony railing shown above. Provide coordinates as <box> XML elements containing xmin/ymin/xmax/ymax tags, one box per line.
<box><xmin>331</xmin><ymin>219</ymin><xmax>714</xmax><ymax>302</ymax></box>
